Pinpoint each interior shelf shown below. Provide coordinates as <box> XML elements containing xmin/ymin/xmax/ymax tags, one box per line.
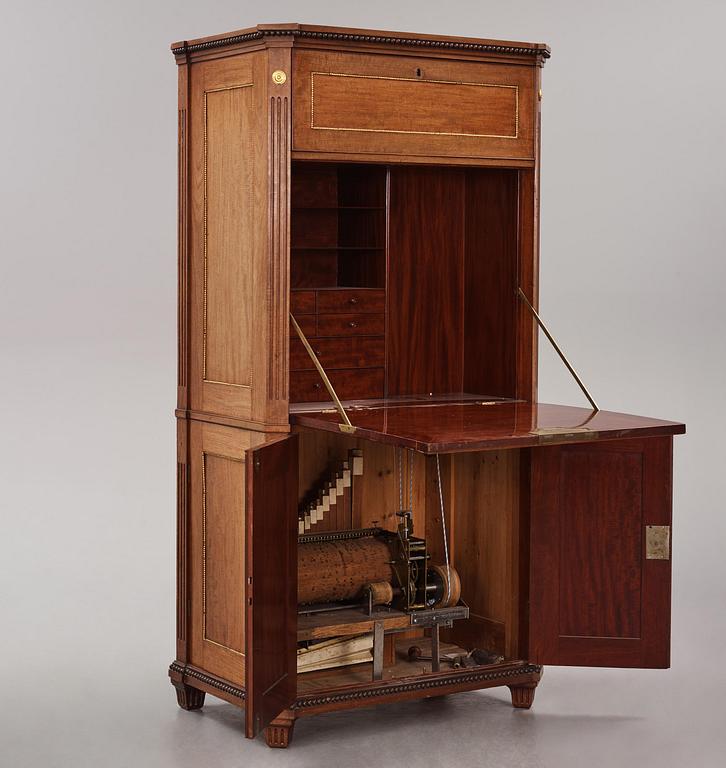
<box><xmin>297</xmin><ymin>637</ymin><xmax>510</xmax><ymax>693</ymax></box>
<box><xmin>298</xmin><ymin>607</ymin><xmax>411</xmax><ymax>642</ymax></box>
<box><xmin>292</xmin><ymin>206</ymin><xmax>385</xmax><ymax>211</ymax></box>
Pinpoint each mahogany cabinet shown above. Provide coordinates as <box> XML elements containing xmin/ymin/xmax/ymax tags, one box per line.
<box><xmin>168</xmin><ymin>23</ymin><xmax>685</xmax><ymax>748</ymax></box>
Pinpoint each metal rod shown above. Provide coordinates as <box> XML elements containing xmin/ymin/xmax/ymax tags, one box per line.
<box><xmin>431</xmin><ymin>623</ymin><xmax>441</xmax><ymax>673</ymax></box>
<box><xmin>290</xmin><ymin>313</ymin><xmax>355</xmax><ymax>432</ymax></box>
<box><xmin>373</xmin><ymin>621</ymin><xmax>385</xmax><ymax>681</ymax></box>
<box><xmin>517</xmin><ymin>288</ymin><xmax>599</xmax><ymax>412</ymax></box>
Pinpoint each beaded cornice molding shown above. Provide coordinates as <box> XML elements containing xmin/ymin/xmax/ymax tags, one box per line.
<box><xmin>171</xmin><ymin>28</ymin><xmax>550</xmax><ymax>60</ymax></box>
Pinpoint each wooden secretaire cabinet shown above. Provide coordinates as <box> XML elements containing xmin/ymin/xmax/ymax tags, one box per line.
<box><xmin>168</xmin><ymin>23</ymin><xmax>685</xmax><ymax>748</ymax></box>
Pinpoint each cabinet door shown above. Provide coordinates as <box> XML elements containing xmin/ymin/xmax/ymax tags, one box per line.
<box><xmin>528</xmin><ymin>437</ymin><xmax>672</xmax><ymax>668</ymax></box>
<box><xmin>244</xmin><ymin>435</ymin><xmax>298</xmax><ymax>737</ymax></box>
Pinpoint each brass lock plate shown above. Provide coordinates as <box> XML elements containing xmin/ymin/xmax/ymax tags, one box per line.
<box><xmin>645</xmin><ymin>525</ymin><xmax>670</xmax><ymax>560</ymax></box>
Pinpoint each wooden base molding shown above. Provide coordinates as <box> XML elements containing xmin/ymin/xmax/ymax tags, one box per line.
<box><xmin>169</xmin><ymin>659</ymin><xmax>542</xmax><ymax>747</ymax></box>
<box><xmin>168</xmin><ymin>662</ymin><xmax>245</xmax><ymax>708</ymax></box>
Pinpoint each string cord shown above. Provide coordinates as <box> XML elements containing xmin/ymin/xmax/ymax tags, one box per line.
<box><xmin>435</xmin><ymin>453</ymin><xmax>451</xmax><ymax>605</ymax></box>
<box><xmin>408</xmin><ymin>448</ymin><xmax>414</xmax><ymax>511</ymax></box>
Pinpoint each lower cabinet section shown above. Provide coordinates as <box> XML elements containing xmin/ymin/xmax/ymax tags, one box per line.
<box><xmin>169</xmin><ymin>657</ymin><xmax>543</xmax><ymax>749</ymax></box>
<box><xmin>175</xmin><ymin>417</ymin><xmax>676</xmax><ymax>746</ymax></box>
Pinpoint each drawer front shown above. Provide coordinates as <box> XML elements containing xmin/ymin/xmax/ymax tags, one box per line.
<box><xmin>290</xmin><ymin>336</ymin><xmax>385</xmax><ymax>371</ymax></box>
<box><xmin>291</xmin><ymin>290</ymin><xmax>316</xmax><ymax>314</ymax></box>
<box><xmin>293</xmin><ymin>50</ymin><xmax>535</xmax><ymax>161</ymax></box>
<box><xmin>289</xmin><ymin>313</ymin><xmax>316</xmax><ymax>337</ymax></box>
<box><xmin>317</xmin><ymin>289</ymin><xmax>385</xmax><ymax>314</ymax></box>
<box><xmin>290</xmin><ymin>368</ymin><xmax>385</xmax><ymax>403</ymax></box>
<box><xmin>317</xmin><ymin>313</ymin><xmax>385</xmax><ymax>337</ymax></box>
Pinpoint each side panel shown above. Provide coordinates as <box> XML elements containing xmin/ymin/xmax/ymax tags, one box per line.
<box><xmin>529</xmin><ymin>437</ymin><xmax>672</xmax><ymax>667</ymax></box>
<box><xmin>186</xmin><ymin>49</ymin><xmax>291</xmax><ymax>427</ymax></box>
<box><xmin>245</xmin><ymin>435</ymin><xmax>298</xmax><ymax>737</ymax></box>
<box><xmin>443</xmin><ymin>451</ymin><xmax>522</xmax><ymax>659</ymax></box>
<box><xmin>187</xmin><ymin>421</ymin><xmax>265</xmax><ymax>686</ymax></box>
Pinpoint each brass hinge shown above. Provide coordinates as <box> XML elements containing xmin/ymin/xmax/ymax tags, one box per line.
<box><xmin>645</xmin><ymin>525</ymin><xmax>670</xmax><ymax>560</ymax></box>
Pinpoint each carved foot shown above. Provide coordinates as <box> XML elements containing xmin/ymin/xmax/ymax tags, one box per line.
<box><xmin>265</xmin><ymin>713</ymin><xmax>295</xmax><ymax>748</ymax></box>
<box><xmin>508</xmin><ymin>682</ymin><xmax>537</xmax><ymax>709</ymax></box>
<box><xmin>173</xmin><ymin>682</ymin><xmax>206</xmax><ymax>710</ymax></box>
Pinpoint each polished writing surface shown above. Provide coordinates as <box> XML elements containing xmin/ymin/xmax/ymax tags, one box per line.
<box><xmin>290</xmin><ymin>400</ymin><xmax>685</xmax><ymax>453</ymax></box>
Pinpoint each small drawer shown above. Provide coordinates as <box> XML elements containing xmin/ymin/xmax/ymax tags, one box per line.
<box><xmin>291</xmin><ymin>290</ymin><xmax>316</xmax><ymax>315</ymax></box>
<box><xmin>316</xmin><ymin>289</ymin><xmax>385</xmax><ymax>314</ymax></box>
<box><xmin>317</xmin><ymin>313</ymin><xmax>385</xmax><ymax>337</ymax></box>
<box><xmin>289</xmin><ymin>314</ymin><xmax>316</xmax><ymax>337</ymax></box>
<box><xmin>290</xmin><ymin>368</ymin><xmax>384</xmax><ymax>403</ymax></box>
<box><xmin>290</xmin><ymin>336</ymin><xmax>385</xmax><ymax>371</ymax></box>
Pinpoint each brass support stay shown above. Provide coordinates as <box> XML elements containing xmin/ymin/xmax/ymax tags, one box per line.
<box><xmin>517</xmin><ymin>287</ymin><xmax>599</xmax><ymax>412</ymax></box>
<box><xmin>290</xmin><ymin>313</ymin><xmax>356</xmax><ymax>433</ymax></box>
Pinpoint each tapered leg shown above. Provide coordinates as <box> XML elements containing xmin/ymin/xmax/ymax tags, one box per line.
<box><xmin>265</xmin><ymin>711</ymin><xmax>296</xmax><ymax>748</ymax></box>
<box><xmin>173</xmin><ymin>681</ymin><xmax>205</xmax><ymax>711</ymax></box>
<box><xmin>508</xmin><ymin>682</ymin><xmax>538</xmax><ymax>709</ymax></box>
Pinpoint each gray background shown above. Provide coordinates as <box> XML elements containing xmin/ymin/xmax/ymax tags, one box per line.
<box><xmin>1</xmin><ymin>1</ymin><xmax>724</xmax><ymax>766</ymax></box>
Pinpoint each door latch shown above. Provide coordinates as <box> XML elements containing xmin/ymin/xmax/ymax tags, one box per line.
<box><xmin>645</xmin><ymin>525</ymin><xmax>670</xmax><ymax>560</ymax></box>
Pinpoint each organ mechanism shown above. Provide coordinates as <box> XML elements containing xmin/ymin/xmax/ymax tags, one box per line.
<box><xmin>296</xmin><ymin>447</ymin><xmax>467</xmax><ymax>676</ymax></box>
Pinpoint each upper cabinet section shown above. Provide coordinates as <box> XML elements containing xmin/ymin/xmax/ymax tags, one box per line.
<box><xmin>292</xmin><ymin>50</ymin><xmax>537</xmax><ymax>164</ymax></box>
<box><xmin>172</xmin><ymin>24</ymin><xmax>548</xmax><ymax>166</ymax></box>
<box><xmin>172</xmin><ymin>25</ymin><xmax>548</xmax><ymax>428</ymax></box>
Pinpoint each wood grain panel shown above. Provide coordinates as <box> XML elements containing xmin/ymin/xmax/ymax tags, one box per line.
<box><xmin>311</xmin><ymin>72</ymin><xmax>518</xmax><ymax>138</ymax></box>
<box><xmin>186</xmin><ymin>51</ymin><xmax>290</xmax><ymax>427</ymax></box>
<box><xmin>447</xmin><ymin>451</ymin><xmax>520</xmax><ymax>658</ymax></box>
<box><xmin>529</xmin><ymin>437</ymin><xmax>673</xmax><ymax>668</ymax></box>
<box><xmin>246</xmin><ymin>436</ymin><xmax>298</xmax><ymax>737</ymax></box>
<box><xmin>204</xmin><ymin>84</ymin><xmax>255</xmax><ymax>386</ymax></box>
<box><xmin>203</xmin><ymin>454</ymin><xmax>246</xmax><ymax>652</ymax></box>
<box><xmin>293</xmin><ymin>50</ymin><xmax>536</xmax><ymax>161</ymax></box>
<box><xmin>558</xmin><ymin>450</ymin><xmax>643</xmax><ymax>639</ymax></box>
<box><xmin>387</xmin><ymin>167</ymin><xmax>465</xmax><ymax>395</ymax></box>
<box><xmin>187</xmin><ymin>421</ymin><xmax>265</xmax><ymax>687</ymax></box>
<box><xmin>516</xmin><ymin>168</ymin><xmax>538</xmax><ymax>402</ymax></box>
<box><xmin>463</xmin><ymin>170</ymin><xmax>518</xmax><ymax>398</ymax></box>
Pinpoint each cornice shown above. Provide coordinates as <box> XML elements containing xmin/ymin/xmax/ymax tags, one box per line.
<box><xmin>171</xmin><ymin>26</ymin><xmax>550</xmax><ymax>62</ymax></box>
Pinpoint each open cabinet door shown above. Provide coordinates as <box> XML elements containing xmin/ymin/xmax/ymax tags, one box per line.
<box><xmin>528</xmin><ymin>437</ymin><xmax>672</xmax><ymax>668</ymax></box>
<box><xmin>245</xmin><ymin>434</ymin><xmax>298</xmax><ymax>737</ymax></box>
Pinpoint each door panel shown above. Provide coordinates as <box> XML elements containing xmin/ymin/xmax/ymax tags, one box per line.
<box><xmin>245</xmin><ymin>435</ymin><xmax>298</xmax><ymax>737</ymax></box>
<box><xmin>528</xmin><ymin>437</ymin><xmax>672</xmax><ymax>668</ymax></box>
<box><xmin>292</xmin><ymin>50</ymin><xmax>536</xmax><ymax>161</ymax></box>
